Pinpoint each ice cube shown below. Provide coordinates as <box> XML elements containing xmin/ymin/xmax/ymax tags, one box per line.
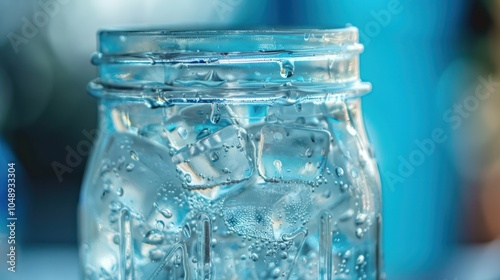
<box><xmin>164</xmin><ymin>104</ymin><xmax>234</xmax><ymax>151</ymax></box>
<box><xmin>97</xmin><ymin>133</ymin><xmax>189</xmax><ymax>229</ymax></box>
<box><xmin>223</xmin><ymin>182</ymin><xmax>311</xmax><ymax>240</ymax></box>
<box><xmin>172</xmin><ymin>125</ymin><xmax>254</xmax><ymax>189</ymax></box>
<box><xmin>257</xmin><ymin>125</ymin><xmax>330</xmax><ymax>182</ymax></box>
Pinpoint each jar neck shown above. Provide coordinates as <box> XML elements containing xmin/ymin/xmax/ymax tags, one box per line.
<box><xmin>88</xmin><ymin>28</ymin><xmax>371</xmax><ymax>104</ymax></box>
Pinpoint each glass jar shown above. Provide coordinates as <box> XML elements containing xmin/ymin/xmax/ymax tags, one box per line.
<box><xmin>80</xmin><ymin>28</ymin><xmax>383</xmax><ymax>280</ymax></box>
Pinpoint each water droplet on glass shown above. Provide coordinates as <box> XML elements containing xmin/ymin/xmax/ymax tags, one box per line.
<box><xmin>279</xmin><ymin>60</ymin><xmax>295</xmax><ymax>78</ymax></box>
<box><xmin>281</xmin><ymin>252</ymin><xmax>288</xmax><ymax>259</ymax></box>
<box><xmin>222</xmin><ymin>167</ymin><xmax>230</xmax><ymax>174</ymax></box>
<box><xmin>355</xmin><ymin>228</ymin><xmax>363</xmax><ymax>239</ymax></box>
<box><xmin>144</xmin><ymin>230</ymin><xmax>164</xmax><ymax>245</ymax></box>
<box><xmin>156</xmin><ymin>220</ymin><xmax>165</xmax><ymax>230</ymax></box>
<box><xmin>273</xmin><ymin>160</ymin><xmax>282</xmax><ymax>173</ymax></box>
<box><xmin>351</xmin><ymin>168</ymin><xmax>359</xmax><ymax>178</ymax></box>
<box><xmin>335</xmin><ymin>167</ymin><xmax>344</xmax><ymax>177</ymax></box>
<box><xmin>159</xmin><ymin>208</ymin><xmax>173</xmax><ymax>219</ymax></box>
<box><xmin>197</xmin><ymin>128</ymin><xmax>211</xmax><ymax>139</ymax></box>
<box><xmin>184</xmin><ymin>174</ymin><xmax>192</xmax><ymax>183</ymax></box>
<box><xmin>240</xmin><ymin>254</ymin><xmax>247</xmax><ymax>260</ymax></box>
<box><xmin>355</xmin><ymin>213</ymin><xmax>367</xmax><ymax>225</ymax></box>
<box><xmin>109</xmin><ymin>201</ymin><xmax>122</xmax><ymax>211</ymax></box>
<box><xmin>304</xmin><ymin>33</ymin><xmax>310</xmax><ymax>41</ymax></box>
<box><xmin>344</xmin><ymin>250</ymin><xmax>351</xmax><ymax>259</ymax></box>
<box><xmin>340</xmin><ymin>183</ymin><xmax>349</xmax><ymax>192</ymax></box>
<box><xmin>149</xmin><ymin>248</ymin><xmax>166</xmax><ymax>261</ymax></box>
<box><xmin>305</xmin><ymin>148</ymin><xmax>313</xmax><ymax>158</ymax></box>
<box><xmin>116</xmin><ymin>187</ymin><xmax>123</xmax><ymax>196</ymax></box>
<box><xmin>210</xmin><ymin>103</ymin><xmax>221</xmax><ymax>124</ymax></box>
<box><xmin>210</xmin><ymin>152</ymin><xmax>219</xmax><ymax>162</ymax></box>
<box><xmin>356</xmin><ymin>254</ymin><xmax>365</xmax><ymax>265</ymax></box>
<box><xmin>130</xmin><ymin>150</ymin><xmax>139</xmax><ymax>161</ymax></box>
<box><xmin>126</xmin><ymin>163</ymin><xmax>134</xmax><ymax>171</ymax></box>
<box><xmin>272</xmin><ymin>267</ymin><xmax>281</xmax><ymax>278</ymax></box>
<box><xmin>322</xmin><ymin>190</ymin><xmax>331</xmax><ymax>198</ymax></box>
<box><xmin>250</xmin><ymin>253</ymin><xmax>259</xmax><ymax>262</ymax></box>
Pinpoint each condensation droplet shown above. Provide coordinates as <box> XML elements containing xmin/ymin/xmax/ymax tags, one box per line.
<box><xmin>109</xmin><ymin>201</ymin><xmax>122</xmax><ymax>211</ymax></box>
<box><xmin>149</xmin><ymin>248</ymin><xmax>166</xmax><ymax>261</ymax></box>
<box><xmin>143</xmin><ymin>230</ymin><xmax>164</xmax><ymax>245</ymax></box>
<box><xmin>156</xmin><ymin>220</ymin><xmax>165</xmax><ymax>230</ymax></box>
<box><xmin>336</xmin><ymin>167</ymin><xmax>344</xmax><ymax>177</ymax></box>
<box><xmin>250</xmin><ymin>253</ymin><xmax>259</xmax><ymax>262</ymax></box>
<box><xmin>184</xmin><ymin>174</ymin><xmax>192</xmax><ymax>183</ymax></box>
<box><xmin>355</xmin><ymin>228</ymin><xmax>364</xmax><ymax>239</ymax></box>
<box><xmin>355</xmin><ymin>213</ymin><xmax>367</xmax><ymax>225</ymax></box>
<box><xmin>305</xmin><ymin>148</ymin><xmax>313</xmax><ymax>158</ymax></box>
<box><xmin>272</xmin><ymin>267</ymin><xmax>281</xmax><ymax>278</ymax></box>
<box><xmin>356</xmin><ymin>254</ymin><xmax>365</xmax><ymax>265</ymax></box>
<box><xmin>279</xmin><ymin>60</ymin><xmax>295</xmax><ymax>78</ymax></box>
<box><xmin>116</xmin><ymin>187</ymin><xmax>123</xmax><ymax>196</ymax></box>
<box><xmin>210</xmin><ymin>152</ymin><xmax>219</xmax><ymax>162</ymax></box>
<box><xmin>130</xmin><ymin>150</ymin><xmax>139</xmax><ymax>161</ymax></box>
<box><xmin>126</xmin><ymin>163</ymin><xmax>134</xmax><ymax>171</ymax></box>
<box><xmin>273</xmin><ymin>160</ymin><xmax>282</xmax><ymax>173</ymax></box>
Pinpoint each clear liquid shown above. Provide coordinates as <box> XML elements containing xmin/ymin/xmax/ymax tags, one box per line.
<box><xmin>79</xmin><ymin>100</ymin><xmax>382</xmax><ymax>280</ymax></box>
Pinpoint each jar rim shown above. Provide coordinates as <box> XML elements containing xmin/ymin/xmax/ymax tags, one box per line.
<box><xmin>97</xmin><ymin>26</ymin><xmax>360</xmax><ymax>54</ymax></box>
<box><xmin>90</xmin><ymin>26</ymin><xmax>370</xmax><ymax>104</ymax></box>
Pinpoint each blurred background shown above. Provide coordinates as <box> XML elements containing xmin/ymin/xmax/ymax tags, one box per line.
<box><xmin>0</xmin><ymin>0</ymin><xmax>499</xmax><ymax>279</ymax></box>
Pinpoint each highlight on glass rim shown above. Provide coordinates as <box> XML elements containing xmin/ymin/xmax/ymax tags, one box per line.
<box><xmin>1</xmin><ymin>1</ymin><xmax>499</xmax><ymax>279</ymax></box>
